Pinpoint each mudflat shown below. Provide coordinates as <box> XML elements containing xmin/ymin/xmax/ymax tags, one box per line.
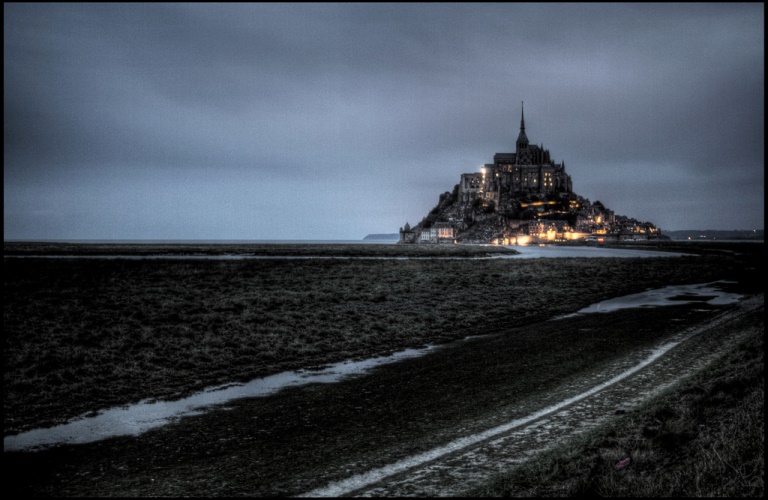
<box><xmin>3</xmin><ymin>241</ymin><xmax>763</xmax><ymax>496</ymax></box>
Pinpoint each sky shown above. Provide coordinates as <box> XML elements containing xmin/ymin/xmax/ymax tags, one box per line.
<box><xmin>4</xmin><ymin>3</ymin><xmax>764</xmax><ymax>240</ymax></box>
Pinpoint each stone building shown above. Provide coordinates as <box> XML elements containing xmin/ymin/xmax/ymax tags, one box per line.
<box><xmin>459</xmin><ymin>104</ymin><xmax>572</xmax><ymax>207</ymax></box>
<box><xmin>419</xmin><ymin>222</ymin><xmax>455</xmax><ymax>243</ymax></box>
<box><xmin>399</xmin><ymin>103</ymin><xmax>659</xmax><ymax>244</ymax></box>
<box><xmin>399</xmin><ymin>222</ymin><xmax>414</xmax><ymax>243</ymax></box>
<box><xmin>529</xmin><ymin>219</ymin><xmax>572</xmax><ymax>241</ymax></box>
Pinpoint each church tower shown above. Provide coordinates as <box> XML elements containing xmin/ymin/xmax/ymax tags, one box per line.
<box><xmin>515</xmin><ymin>102</ymin><xmax>529</xmax><ymax>152</ymax></box>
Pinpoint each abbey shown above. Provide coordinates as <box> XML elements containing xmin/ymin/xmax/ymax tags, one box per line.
<box><xmin>400</xmin><ymin>103</ymin><xmax>660</xmax><ymax>244</ymax></box>
<box><xmin>459</xmin><ymin>103</ymin><xmax>572</xmax><ymax>208</ymax></box>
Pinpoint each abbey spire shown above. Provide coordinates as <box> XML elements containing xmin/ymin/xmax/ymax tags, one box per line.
<box><xmin>516</xmin><ymin>101</ymin><xmax>529</xmax><ymax>152</ymax></box>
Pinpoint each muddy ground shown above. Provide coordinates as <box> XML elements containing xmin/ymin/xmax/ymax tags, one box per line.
<box><xmin>4</xmin><ymin>293</ymin><xmax>760</xmax><ymax>497</ymax></box>
<box><xmin>3</xmin><ymin>241</ymin><xmax>763</xmax><ymax>496</ymax></box>
<box><xmin>5</xmin><ymin>253</ymin><xmax>741</xmax><ymax>434</ymax></box>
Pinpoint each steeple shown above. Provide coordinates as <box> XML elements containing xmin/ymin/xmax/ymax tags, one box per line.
<box><xmin>516</xmin><ymin>101</ymin><xmax>529</xmax><ymax>152</ymax></box>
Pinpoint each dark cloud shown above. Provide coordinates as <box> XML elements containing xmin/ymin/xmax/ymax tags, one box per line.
<box><xmin>4</xmin><ymin>3</ymin><xmax>764</xmax><ymax>239</ymax></box>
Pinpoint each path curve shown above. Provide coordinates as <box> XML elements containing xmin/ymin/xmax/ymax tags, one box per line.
<box><xmin>302</xmin><ymin>295</ymin><xmax>763</xmax><ymax>497</ymax></box>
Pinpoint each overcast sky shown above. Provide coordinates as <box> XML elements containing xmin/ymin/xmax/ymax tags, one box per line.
<box><xmin>4</xmin><ymin>3</ymin><xmax>764</xmax><ymax>240</ymax></box>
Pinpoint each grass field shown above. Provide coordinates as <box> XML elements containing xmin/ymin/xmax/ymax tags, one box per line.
<box><xmin>4</xmin><ymin>247</ymin><xmax>747</xmax><ymax>435</ymax></box>
<box><xmin>465</xmin><ymin>303</ymin><xmax>764</xmax><ymax>497</ymax></box>
<box><xmin>2</xmin><ymin>241</ymin><xmax>518</xmax><ymax>257</ymax></box>
<box><xmin>2</xmin><ymin>241</ymin><xmax>763</xmax><ymax>496</ymax></box>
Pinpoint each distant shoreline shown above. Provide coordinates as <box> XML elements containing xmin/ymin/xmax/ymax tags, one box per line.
<box><xmin>362</xmin><ymin>233</ymin><xmax>400</xmax><ymax>241</ymax></box>
<box><xmin>4</xmin><ymin>239</ymin><xmax>397</xmax><ymax>245</ymax></box>
<box><xmin>4</xmin><ymin>228</ymin><xmax>763</xmax><ymax>245</ymax></box>
<box><xmin>659</xmin><ymin>229</ymin><xmax>764</xmax><ymax>241</ymax></box>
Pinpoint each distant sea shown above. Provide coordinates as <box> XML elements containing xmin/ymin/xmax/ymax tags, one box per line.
<box><xmin>4</xmin><ymin>239</ymin><xmax>398</xmax><ymax>245</ymax></box>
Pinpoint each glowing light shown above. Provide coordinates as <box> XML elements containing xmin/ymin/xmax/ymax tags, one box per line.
<box><xmin>546</xmin><ymin>229</ymin><xmax>556</xmax><ymax>241</ymax></box>
<box><xmin>516</xmin><ymin>235</ymin><xmax>530</xmax><ymax>246</ymax></box>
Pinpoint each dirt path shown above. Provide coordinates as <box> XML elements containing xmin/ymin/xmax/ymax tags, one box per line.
<box><xmin>4</xmin><ymin>295</ymin><xmax>762</xmax><ymax>497</ymax></box>
<box><xmin>303</xmin><ymin>295</ymin><xmax>763</xmax><ymax>497</ymax></box>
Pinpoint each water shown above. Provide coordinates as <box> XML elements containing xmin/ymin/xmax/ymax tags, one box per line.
<box><xmin>6</xmin><ymin>279</ymin><xmax>743</xmax><ymax>452</ymax></box>
<box><xmin>300</xmin><ymin>339</ymin><xmax>687</xmax><ymax>497</ymax></box>
<box><xmin>553</xmin><ymin>281</ymin><xmax>742</xmax><ymax>319</ymax></box>
<box><xmin>3</xmin><ymin>346</ymin><xmax>433</xmax><ymax>452</ymax></box>
<box><xmin>496</xmin><ymin>245</ymin><xmax>691</xmax><ymax>259</ymax></box>
<box><xmin>5</xmin><ymin>250</ymin><xmax>728</xmax><ymax>453</ymax></box>
<box><xmin>3</xmin><ymin>281</ymin><xmax>742</xmax><ymax>451</ymax></box>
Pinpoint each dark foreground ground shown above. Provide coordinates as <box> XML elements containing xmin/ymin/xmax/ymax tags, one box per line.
<box><xmin>3</xmin><ymin>241</ymin><xmax>764</xmax><ymax>496</ymax></box>
<box><xmin>2</xmin><ymin>241</ymin><xmax>518</xmax><ymax>258</ymax></box>
<box><xmin>467</xmin><ymin>301</ymin><xmax>764</xmax><ymax>497</ymax></box>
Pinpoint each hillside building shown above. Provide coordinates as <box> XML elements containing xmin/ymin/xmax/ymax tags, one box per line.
<box><xmin>399</xmin><ymin>103</ymin><xmax>659</xmax><ymax>244</ymax></box>
<box><xmin>459</xmin><ymin>103</ymin><xmax>572</xmax><ymax>208</ymax></box>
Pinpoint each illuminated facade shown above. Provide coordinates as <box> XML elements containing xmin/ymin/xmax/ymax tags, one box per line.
<box><xmin>399</xmin><ymin>103</ymin><xmax>660</xmax><ymax>244</ymax></box>
<box><xmin>419</xmin><ymin>222</ymin><xmax>455</xmax><ymax>243</ymax></box>
<box><xmin>529</xmin><ymin>219</ymin><xmax>571</xmax><ymax>241</ymax></box>
<box><xmin>459</xmin><ymin>104</ymin><xmax>572</xmax><ymax>207</ymax></box>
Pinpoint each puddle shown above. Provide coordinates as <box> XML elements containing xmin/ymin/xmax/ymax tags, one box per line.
<box><xmin>3</xmin><ymin>346</ymin><xmax>434</xmax><ymax>452</ymax></box>
<box><xmin>496</xmin><ymin>245</ymin><xmax>691</xmax><ymax>259</ymax></box>
<box><xmin>553</xmin><ymin>282</ymin><xmax>742</xmax><ymax>320</ymax></box>
<box><xmin>5</xmin><ymin>278</ymin><xmax>741</xmax><ymax>453</ymax></box>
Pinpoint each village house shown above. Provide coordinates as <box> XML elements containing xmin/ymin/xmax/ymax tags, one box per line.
<box><xmin>419</xmin><ymin>222</ymin><xmax>455</xmax><ymax>244</ymax></box>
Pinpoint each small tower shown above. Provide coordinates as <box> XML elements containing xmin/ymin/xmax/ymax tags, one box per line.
<box><xmin>399</xmin><ymin>222</ymin><xmax>414</xmax><ymax>243</ymax></box>
<box><xmin>516</xmin><ymin>101</ymin><xmax>529</xmax><ymax>152</ymax></box>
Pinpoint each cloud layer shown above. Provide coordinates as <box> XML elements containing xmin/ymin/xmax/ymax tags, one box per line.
<box><xmin>4</xmin><ymin>3</ymin><xmax>764</xmax><ymax>239</ymax></box>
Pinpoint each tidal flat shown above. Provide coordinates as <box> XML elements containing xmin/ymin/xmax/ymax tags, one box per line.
<box><xmin>2</xmin><ymin>241</ymin><xmax>519</xmax><ymax>258</ymax></box>
<box><xmin>3</xmin><ymin>244</ymin><xmax>746</xmax><ymax>434</ymax></box>
<box><xmin>2</xmin><ymin>242</ymin><xmax>764</xmax><ymax>496</ymax></box>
